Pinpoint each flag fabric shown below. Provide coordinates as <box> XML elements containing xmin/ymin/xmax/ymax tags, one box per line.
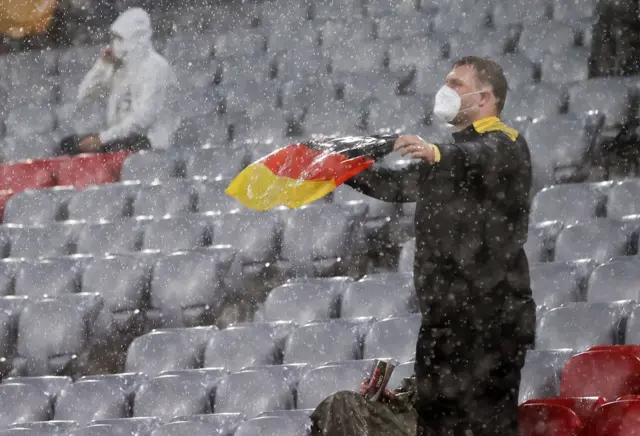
<box><xmin>226</xmin><ymin>135</ymin><xmax>398</xmax><ymax>211</ymax></box>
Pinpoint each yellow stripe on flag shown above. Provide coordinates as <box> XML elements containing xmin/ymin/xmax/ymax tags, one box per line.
<box><xmin>226</xmin><ymin>163</ymin><xmax>338</xmax><ymax>211</ymax></box>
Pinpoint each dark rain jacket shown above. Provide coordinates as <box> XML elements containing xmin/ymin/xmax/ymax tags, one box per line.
<box><xmin>346</xmin><ymin>117</ymin><xmax>534</xmax><ymax>327</ymax></box>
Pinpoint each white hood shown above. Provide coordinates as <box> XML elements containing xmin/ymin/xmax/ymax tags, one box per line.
<box><xmin>110</xmin><ymin>7</ymin><xmax>153</xmax><ymax>65</ymax></box>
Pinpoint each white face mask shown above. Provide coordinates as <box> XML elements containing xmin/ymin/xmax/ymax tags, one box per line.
<box><xmin>433</xmin><ymin>85</ymin><xmax>484</xmax><ymax>123</ymax></box>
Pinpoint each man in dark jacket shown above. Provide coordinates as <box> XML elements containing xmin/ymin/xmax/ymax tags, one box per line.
<box><xmin>346</xmin><ymin>56</ymin><xmax>536</xmax><ymax>436</ymax></box>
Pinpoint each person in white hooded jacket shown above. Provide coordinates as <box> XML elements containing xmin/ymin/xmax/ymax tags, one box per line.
<box><xmin>58</xmin><ymin>7</ymin><xmax>180</xmax><ymax>155</ymax></box>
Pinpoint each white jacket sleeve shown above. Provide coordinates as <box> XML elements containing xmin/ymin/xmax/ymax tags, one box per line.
<box><xmin>98</xmin><ymin>65</ymin><xmax>169</xmax><ymax>144</ymax></box>
<box><xmin>77</xmin><ymin>58</ymin><xmax>115</xmax><ymax>104</ymax></box>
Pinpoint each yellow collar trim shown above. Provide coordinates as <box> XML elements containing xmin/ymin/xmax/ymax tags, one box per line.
<box><xmin>472</xmin><ymin>116</ymin><xmax>519</xmax><ymax>142</ymax></box>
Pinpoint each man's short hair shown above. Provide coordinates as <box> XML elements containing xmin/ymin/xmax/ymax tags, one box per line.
<box><xmin>453</xmin><ymin>56</ymin><xmax>508</xmax><ymax>114</ymax></box>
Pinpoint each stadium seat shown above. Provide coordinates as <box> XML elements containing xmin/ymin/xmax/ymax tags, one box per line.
<box><xmin>81</xmin><ymin>255</ymin><xmax>151</xmax><ymax>332</ymax></box>
<box><xmin>387</xmin><ymin>361</ymin><xmax>415</xmax><ymax>391</ymax></box>
<box><xmin>331</xmin><ymin>42</ymin><xmax>386</xmax><ymax>75</ymax></box>
<box><xmin>530</xmin><ymin>262</ymin><xmax>586</xmax><ymax>311</ymax></box>
<box><xmin>12</xmin><ymin>299</ymin><xmax>92</xmax><ymax>376</ymax></box>
<box><xmin>363</xmin><ymin>314</ymin><xmax>421</xmax><ymax>362</ymax></box>
<box><xmin>203</xmin><ymin>324</ymin><xmax>280</xmax><ymax>370</ymax></box>
<box><xmin>554</xmin><ymin>219</ymin><xmax>630</xmax><ymax>263</ymax></box>
<box><xmin>260</xmin><ymin>282</ymin><xmax>339</xmax><ymax>325</ymax></box>
<box><xmin>237</xmin><ymin>363</ymin><xmax>307</xmax><ymax>391</ymax></box>
<box><xmin>501</xmin><ymin>83</ymin><xmax>565</xmax><ymax>121</ymax></box>
<box><xmin>296</xmin><ymin>362</ymin><xmax>369</xmax><ymax>409</ymax></box>
<box><xmin>536</xmin><ymin>302</ymin><xmax>635</xmax><ymax>350</ymax></box>
<box><xmin>607</xmin><ymin>179</ymin><xmax>640</xmax><ymax>219</ymax></box>
<box><xmin>3</xmin><ymin>187</ymin><xmax>73</xmax><ymax>225</ymax></box>
<box><xmin>172</xmin><ymin>413</ymin><xmax>244</xmax><ymax>434</ymax></box>
<box><xmin>182</xmin><ymin>146</ymin><xmax>251</xmax><ymax>180</ymax></box>
<box><xmin>0</xmin><ymin>160</ymin><xmax>59</xmax><ymax>193</ymax></box>
<box><xmin>518</xmin><ymin>349</ymin><xmax>578</xmax><ymax>404</ymax></box>
<box><xmin>120</xmin><ymin>151</ymin><xmax>182</xmax><ymax>182</ymax></box>
<box><xmin>588</xmin><ymin>258</ymin><xmax>640</xmax><ymax>303</ymax></box>
<box><xmin>57</xmin><ymin>153</ymin><xmax>130</xmax><ymax>189</ymax></box>
<box><xmin>134</xmin><ymin>374</ymin><xmax>212</xmax><ymax>422</ymax></box>
<box><xmin>132</xmin><ymin>181</ymin><xmax>197</xmax><ymax>218</ymax></box>
<box><xmin>584</xmin><ymin>398</ymin><xmax>640</xmax><ymax>436</ymax></box>
<box><xmin>150</xmin><ymin>421</ymin><xmax>227</xmax><ymax>436</ymax></box>
<box><xmin>309</xmin><ymin>0</ymin><xmax>364</xmax><ymax>22</ymax></box>
<box><xmin>625</xmin><ymin>306</ymin><xmax>640</xmax><ymax>344</ymax></box>
<box><xmin>376</xmin><ymin>15</ymin><xmax>430</xmax><ymax>41</ymax></box>
<box><xmin>214</xmin><ymin>369</ymin><xmax>294</xmax><ymax>417</ymax></box>
<box><xmin>0</xmin><ymin>383</ymin><xmax>51</xmax><ymax>427</ymax></box>
<box><xmin>14</xmin><ymin>258</ymin><xmax>83</xmax><ymax>299</ymax></box>
<box><xmin>526</xmin><ymin>117</ymin><xmax>603</xmax><ymax>192</ymax></box>
<box><xmin>432</xmin><ymin>2</ymin><xmax>491</xmax><ymax>35</ymax></box>
<box><xmin>125</xmin><ymin>327</ymin><xmax>214</xmax><ymax>377</ymax></box>
<box><xmin>2</xmin><ymin>376</ymin><xmax>72</xmax><ymax>399</ymax></box>
<box><xmin>445</xmin><ymin>27</ymin><xmax>514</xmax><ymax>60</ymax></box>
<box><xmin>541</xmin><ymin>48</ymin><xmax>591</xmax><ymax>85</ymax></box>
<box><xmin>89</xmin><ymin>417</ymin><xmax>159</xmax><ymax>436</ymax></box>
<box><xmin>76</xmin><ymin>219</ymin><xmax>147</xmax><ymax>255</ymax></box>
<box><xmin>341</xmin><ymin>273</ymin><xmax>417</xmax><ymax>319</ymax></box>
<box><xmin>277</xmin><ymin>204</ymin><xmax>367</xmax><ymax>278</ymax></box>
<box><xmin>148</xmin><ymin>250</ymin><xmax>233</xmax><ymax>328</ymax></box>
<box><xmin>141</xmin><ymin>216</ymin><xmax>210</xmax><ymax>252</ymax></box>
<box><xmin>283</xmin><ymin>319</ymin><xmax>364</xmax><ymax>365</ymax></box>
<box><xmin>5</xmin><ymin>107</ymin><xmax>55</xmax><ymax>139</ymax></box>
<box><xmin>234</xmin><ymin>416</ymin><xmax>311</xmax><ymax>436</ymax></box>
<box><xmin>9</xmin><ymin>223</ymin><xmax>81</xmax><ymax>259</ymax></box>
<box><xmin>54</xmin><ymin>380</ymin><xmax>129</xmax><ymax>424</ymax></box>
<box><xmin>195</xmin><ymin>180</ymin><xmax>244</xmax><ymax>214</ymax></box>
<box><xmin>531</xmin><ymin>183</ymin><xmax>607</xmax><ymax>225</ymax></box>
<box><xmin>67</xmin><ymin>184</ymin><xmax>136</xmax><ymax>223</ymax></box>
<box><xmin>67</xmin><ymin>424</ymin><xmax>115</xmax><ymax>436</ymax></box>
<box><xmin>518</xmin><ymin>402</ymin><xmax>582</xmax><ymax>436</ymax></box>
<box><xmin>518</xmin><ymin>22</ymin><xmax>578</xmax><ymax>65</ymax></box>
<box><xmin>78</xmin><ymin>373</ymin><xmax>143</xmax><ymax>397</ymax></box>
<box><xmin>9</xmin><ymin>420</ymin><xmax>78</xmax><ymax>434</ymax></box>
<box><xmin>524</xmin><ymin>220</ymin><xmax>564</xmax><ymax>263</ymax></box>
<box><xmin>363</xmin><ymin>0</ymin><xmax>417</xmax><ymax>16</ymax></box>
<box><xmin>561</xmin><ymin>348</ymin><xmax>640</xmax><ymax>399</ymax></box>
<box><xmin>163</xmin><ymin>33</ymin><xmax>214</xmax><ymax>62</ymax></box>
<box><xmin>213</xmin><ymin>31</ymin><xmax>267</xmax><ymax>58</ymax></box>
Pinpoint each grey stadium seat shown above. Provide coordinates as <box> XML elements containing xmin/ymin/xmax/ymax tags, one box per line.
<box><xmin>541</xmin><ymin>48</ymin><xmax>590</xmax><ymax>85</ymax></box>
<box><xmin>213</xmin><ymin>31</ymin><xmax>267</xmax><ymax>59</ymax></box>
<box><xmin>234</xmin><ymin>416</ymin><xmax>311</xmax><ymax>436</ymax></box>
<box><xmin>78</xmin><ymin>373</ymin><xmax>143</xmax><ymax>397</ymax></box>
<box><xmin>76</xmin><ymin>219</ymin><xmax>147</xmax><ymax>255</ymax></box>
<box><xmin>568</xmin><ymin>77</ymin><xmax>634</xmax><ymax>132</ymax></box>
<box><xmin>195</xmin><ymin>180</ymin><xmax>244</xmax><ymax>214</ymax></box>
<box><xmin>501</xmin><ymin>83</ymin><xmax>565</xmax><ymax>121</ymax></box>
<box><xmin>125</xmin><ymin>327</ymin><xmax>215</xmax><ymax>377</ymax></box>
<box><xmin>530</xmin><ymin>183</ymin><xmax>607</xmax><ymax>225</ymax></box>
<box><xmin>172</xmin><ymin>413</ymin><xmax>244</xmax><ymax>435</ymax></box>
<box><xmin>432</xmin><ymin>3</ymin><xmax>491</xmax><ymax>34</ymax></box>
<box><xmin>536</xmin><ymin>301</ymin><xmax>636</xmax><ymax>350</ymax></box>
<box><xmin>624</xmin><ymin>305</ymin><xmax>640</xmax><ymax>344</ymax></box>
<box><xmin>260</xmin><ymin>282</ymin><xmax>339</xmax><ymax>325</ymax></box>
<box><xmin>1</xmin><ymin>135</ymin><xmax>59</xmax><ymax>162</ymax></box>
<box><xmin>518</xmin><ymin>22</ymin><xmax>578</xmax><ymax>65</ymax></box>
<box><xmin>331</xmin><ymin>41</ymin><xmax>386</xmax><ymax>75</ymax></box>
<box><xmin>376</xmin><ymin>15</ymin><xmax>430</xmax><ymax>41</ymax></box>
<box><xmin>587</xmin><ymin>258</ymin><xmax>640</xmax><ymax>303</ymax></box>
<box><xmin>553</xmin><ymin>0</ymin><xmax>598</xmax><ymax>21</ymax></box>
<box><xmin>214</xmin><ymin>369</ymin><xmax>294</xmax><ymax>418</ymax></box>
<box><xmin>163</xmin><ymin>33</ymin><xmax>214</xmax><ymax>62</ymax></box>
<box><xmin>496</xmin><ymin>54</ymin><xmax>536</xmax><ymax>89</ymax></box>
<box><xmin>530</xmin><ymin>262</ymin><xmax>588</xmax><ymax>311</ymax></box>
<box><xmin>141</xmin><ymin>216</ymin><xmax>209</xmax><ymax>252</ymax></box>
<box><xmin>526</xmin><ymin>116</ymin><xmax>603</xmax><ymax>192</ymax></box>
<box><xmin>2</xmin><ymin>376</ymin><xmax>72</xmax><ymax>399</ymax></box>
<box><xmin>277</xmin><ymin>204</ymin><xmax>366</xmax><ymax>278</ymax></box>
<box><xmin>120</xmin><ymin>151</ymin><xmax>182</xmax><ymax>182</ymax></box>
<box><xmin>518</xmin><ymin>349</ymin><xmax>577</xmax><ymax>404</ymax></box>
<box><xmin>67</xmin><ymin>184</ymin><xmax>135</xmax><ymax>223</ymax></box>
<box><xmin>81</xmin><ymin>255</ymin><xmax>152</xmax><ymax>332</ymax></box>
<box><xmin>0</xmin><ymin>259</ymin><xmax>20</xmax><ymax>297</ymax></box>
<box><xmin>134</xmin><ymin>375</ymin><xmax>212</xmax><ymax>422</ymax></box>
<box><xmin>363</xmin><ymin>314</ymin><xmax>421</xmax><ymax>362</ymax></box>
<box><xmin>203</xmin><ymin>324</ymin><xmax>279</xmax><ymax>370</ymax></box>
<box><xmin>3</xmin><ymin>187</ymin><xmax>73</xmax><ymax>225</ymax></box>
<box><xmin>89</xmin><ymin>418</ymin><xmax>159</xmax><ymax>436</ymax></box>
<box><xmin>308</xmin><ymin>0</ymin><xmax>365</xmax><ymax>22</ymax></box>
<box><xmin>607</xmin><ymin>179</ymin><xmax>640</xmax><ymax>219</ymax></box>
<box><xmin>183</xmin><ymin>146</ymin><xmax>251</xmax><ymax>180</ymax></box>
<box><xmin>445</xmin><ymin>28</ymin><xmax>514</xmax><ymax>60</ymax></box>
<box><xmin>54</xmin><ymin>380</ymin><xmax>128</xmax><ymax>425</ymax></box>
<box><xmin>492</xmin><ymin>0</ymin><xmax>551</xmax><ymax>26</ymax></box>
<box><xmin>296</xmin><ymin>362</ymin><xmax>369</xmax><ymax>410</ymax></box>
<box><xmin>0</xmin><ymin>383</ymin><xmax>51</xmax><ymax>427</ymax></box>
<box><xmin>364</xmin><ymin>0</ymin><xmax>417</xmax><ymax>16</ymax></box>
<box><xmin>5</xmin><ymin>107</ymin><xmax>55</xmax><ymax>138</ymax></box>
<box><xmin>9</xmin><ymin>224</ymin><xmax>80</xmax><ymax>259</ymax></box>
<box><xmin>9</xmin><ymin>420</ymin><xmax>77</xmax><ymax>434</ymax></box>
<box><xmin>14</xmin><ymin>258</ymin><xmax>83</xmax><ymax>299</ymax></box>
<box><xmin>13</xmin><ymin>299</ymin><xmax>91</xmax><ymax>376</ymax></box>
<box><xmin>148</xmin><ymin>250</ymin><xmax>234</xmax><ymax>327</ymax></box>
<box><xmin>554</xmin><ymin>219</ymin><xmax>630</xmax><ymax>263</ymax></box>
<box><xmin>150</xmin><ymin>422</ymin><xmax>227</xmax><ymax>436</ymax></box>
<box><xmin>341</xmin><ymin>273</ymin><xmax>417</xmax><ymax>319</ymax></box>
<box><xmin>364</xmin><ymin>96</ymin><xmax>427</xmax><ymax>132</ymax></box>
<box><xmin>283</xmin><ymin>320</ymin><xmax>363</xmax><ymax>365</ymax></box>
<box><xmin>132</xmin><ymin>181</ymin><xmax>197</xmax><ymax>218</ymax></box>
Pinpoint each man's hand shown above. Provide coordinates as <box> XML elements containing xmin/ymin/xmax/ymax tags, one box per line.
<box><xmin>394</xmin><ymin>135</ymin><xmax>440</xmax><ymax>162</ymax></box>
<box><xmin>79</xmin><ymin>135</ymin><xmax>103</xmax><ymax>153</ymax></box>
<box><xmin>101</xmin><ymin>47</ymin><xmax>119</xmax><ymax>64</ymax></box>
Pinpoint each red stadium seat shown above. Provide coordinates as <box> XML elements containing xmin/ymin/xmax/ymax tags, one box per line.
<box><xmin>523</xmin><ymin>397</ymin><xmax>605</xmax><ymax>426</ymax></box>
<box><xmin>588</xmin><ymin>345</ymin><xmax>640</xmax><ymax>358</ymax></box>
<box><xmin>561</xmin><ymin>349</ymin><xmax>640</xmax><ymax>400</ymax></box>
<box><xmin>0</xmin><ymin>158</ymin><xmax>64</xmax><ymax>192</ymax></box>
<box><xmin>584</xmin><ymin>399</ymin><xmax>640</xmax><ymax>436</ymax></box>
<box><xmin>519</xmin><ymin>403</ymin><xmax>582</xmax><ymax>436</ymax></box>
<box><xmin>56</xmin><ymin>152</ymin><xmax>130</xmax><ymax>188</ymax></box>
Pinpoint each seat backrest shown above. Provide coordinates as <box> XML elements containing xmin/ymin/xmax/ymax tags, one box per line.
<box><xmin>554</xmin><ymin>220</ymin><xmax>629</xmax><ymax>264</ymax></box>
<box><xmin>0</xmin><ymin>383</ymin><xmax>51</xmax><ymax>427</ymax></box>
<box><xmin>296</xmin><ymin>363</ymin><xmax>368</xmax><ymax>409</ymax></box>
<box><xmin>55</xmin><ymin>380</ymin><xmax>128</xmax><ymax>424</ymax></box>
<box><xmin>530</xmin><ymin>262</ymin><xmax>584</xmax><ymax>310</ymax></box>
<box><xmin>142</xmin><ymin>216</ymin><xmax>209</xmax><ymax>252</ymax></box>
<box><xmin>234</xmin><ymin>416</ymin><xmax>311</xmax><ymax>436</ymax></box>
<box><xmin>283</xmin><ymin>320</ymin><xmax>362</xmax><ymax>365</ymax></box>
<box><xmin>588</xmin><ymin>258</ymin><xmax>640</xmax><ymax>303</ymax></box>
<box><xmin>261</xmin><ymin>283</ymin><xmax>339</xmax><ymax>325</ymax></box>
<box><xmin>363</xmin><ymin>314</ymin><xmax>421</xmax><ymax>362</ymax></box>
<box><xmin>203</xmin><ymin>325</ymin><xmax>279</xmax><ymax>370</ymax></box>
<box><xmin>134</xmin><ymin>375</ymin><xmax>212</xmax><ymax>422</ymax></box>
<box><xmin>341</xmin><ymin>272</ymin><xmax>417</xmax><ymax>319</ymax></box>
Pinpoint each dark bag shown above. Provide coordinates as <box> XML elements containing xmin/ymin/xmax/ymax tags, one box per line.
<box><xmin>309</xmin><ymin>376</ymin><xmax>418</xmax><ymax>436</ymax></box>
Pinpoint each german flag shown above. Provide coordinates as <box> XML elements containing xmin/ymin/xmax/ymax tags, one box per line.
<box><xmin>226</xmin><ymin>135</ymin><xmax>398</xmax><ymax>211</ymax></box>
